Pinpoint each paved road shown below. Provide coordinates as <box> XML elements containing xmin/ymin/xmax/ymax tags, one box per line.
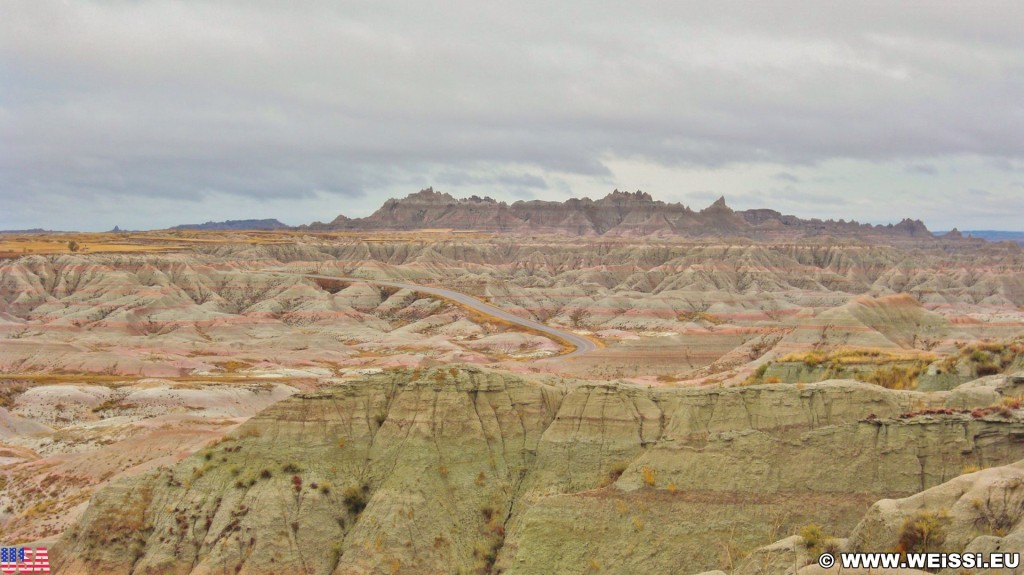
<box><xmin>300</xmin><ymin>274</ymin><xmax>598</xmax><ymax>359</ymax></box>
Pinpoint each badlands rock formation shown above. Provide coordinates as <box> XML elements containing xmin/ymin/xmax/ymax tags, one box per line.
<box><xmin>0</xmin><ymin>228</ymin><xmax>1023</xmax><ymax>574</ymax></box>
<box><xmin>305</xmin><ymin>188</ymin><xmax>934</xmax><ymax>240</ymax></box>
<box><xmin>50</xmin><ymin>368</ymin><xmax>1024</xmax><ymax>574</ymax></box>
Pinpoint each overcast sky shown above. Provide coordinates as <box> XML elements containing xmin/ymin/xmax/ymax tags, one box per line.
<box><xmin>2</xmin><ymin>1</ymin><xmax>1023</xmax><ymax>231</ymax></box>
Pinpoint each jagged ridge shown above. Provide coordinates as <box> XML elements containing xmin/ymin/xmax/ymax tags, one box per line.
<box><xmin>304</xmin><ymin>188</ymin><xmax>933</xmax><ymax>240</ymax></box>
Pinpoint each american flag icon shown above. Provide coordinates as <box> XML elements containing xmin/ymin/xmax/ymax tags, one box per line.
<box><xmin>0</xmin><ymin>547</ymin><xmax>49</xmax><ymax>573</ymax></box>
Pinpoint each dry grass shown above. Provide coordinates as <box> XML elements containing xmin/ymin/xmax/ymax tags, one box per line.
<box><xmin>0</xmin><ymin>232</ymin><xmax>188</xmax><ymax>258</ymax></box>
<box><xmin>779</xmin><ymin>347</ymin><xmax>937</xmax><ymax>366</ymax></box>
<box><xmin>641</xmin><ymin>466</ymin><xmax>657</xmax><ymax>487</ymax></box>
<box><xmin>852</xmin><ymin>363</ymin><xmax>927</xmax><ymax>390</ymax></box>
<box><xmin>213</xmin><ymin>360</ymin><xmax>253</xmax><ymax>373</ymax></box>
<box><xmin>0</xmin><ymin>228</ymin><xmax>342</xmax><ymax>259</ymax></box>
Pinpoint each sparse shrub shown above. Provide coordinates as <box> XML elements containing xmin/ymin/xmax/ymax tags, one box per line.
<box><xmin>854</xmin><ymin>363</ymin><xmax>925</xmax><ymax>390</ymax></box>
<box><xmin>798</xmin><ymin>523</ymin><xmax>839</xmax><ymax>563</ymax></box>
<box><xmin>481</xmin><ymin>506</ymin><xmax>495</xmax><ymax>522</ymax></box>
<box><xmin>259</xmin><ymin>469</ymin><xmax>272</xmax><ymax>479</ymax></box>
<box><xmin>977</xmin><ymin>362</ymin><xmax>1001</xmax><ymax>376</ymax></box>
<box><xmin>291</xmin><ymin>475</ymin><xmax>302</xmax><ymax>493</ymax></box>
<box><xmin>282</xmin><ymin>462</ymin><xmax>301</xmax><ymax>473</ymax></box>
<box><xmin>568</xmin><ymin>307</ymin><xmax>591</xmax><ymax>328</ymax></box>
<box><xmin>319</xmin><ymin>482</ymin><xmax>332</xmax><ymax>495</ymax></box>
<box><xmin>972</xmin><ymin>490</ymin><xmax>1024</xmax><ymax>536</ymax></box>
<box><xmin>343</xmin><ymin>484</ymin><xmax>368</xmax><ymax>515</ymax></box>
<box><xmin>802</xmin><ymin>351</ymin><xmax>827</xmax><ymax>367</ymax></box>
<box><xmin>67</xmin><ymin>240</ymin><xmax>79</xmax><ymax>252</ymax></box>
<box><xmin>799</xmin><ymin>524</ymin><xmax>824</xmax><ymax>549</ymax></box>
<box><xmin>641</xmin><ymin>466</ymin><xmax>656</xmax><ymax>487</ymax></box>
<box><xmin>895</xmin><ymin>510</ymin><xmax>949</xmax><ymax>554</ymax></box>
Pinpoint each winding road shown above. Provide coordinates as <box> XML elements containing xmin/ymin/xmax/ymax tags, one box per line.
<box><xmin>299</xmin><ymin>274</ymin><xmax>598</xmax><ymax>359</ymax></box>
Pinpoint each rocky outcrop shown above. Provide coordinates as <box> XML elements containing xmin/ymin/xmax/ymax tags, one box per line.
<box><xmin>53</xmin><ymin>369</ymin><xmax>1024</xmax><ymax>574</ymax></box>
<box><xmin>304</xmin><ymin>188</ymin><xmax>936</xmax><ymax>241</ymax></box>
<box><xmin>719</xmin><ymin>458</ymin><xmax>1024</xmax><ymax>575</ymax></box>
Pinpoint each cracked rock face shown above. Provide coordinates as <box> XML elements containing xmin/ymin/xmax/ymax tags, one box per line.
<box><xmin>53</xmin><ymin>369</ymin><xmax>1024</xmax><ymax>575</ymax></box>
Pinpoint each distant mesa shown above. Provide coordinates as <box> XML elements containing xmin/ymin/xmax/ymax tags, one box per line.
<box><xmin>171</xmin><ymin>219</ymin><xmax>290</xmax><ymax>231</ymax></box>
<box><xmin>302</xmin><ymin>187</ymin><xmax>939</xmax><ymax>241</ymax></box>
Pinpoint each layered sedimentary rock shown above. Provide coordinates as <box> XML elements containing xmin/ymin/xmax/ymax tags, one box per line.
<box><xmin>53</xmin><ymin>368</ymin><xmax>1024</xmax><ymax>574</ymax></box>
<box><xmin>304</xmin><ymin>188</ymin><xmax>935</xmax><ymax>241</ymax></box>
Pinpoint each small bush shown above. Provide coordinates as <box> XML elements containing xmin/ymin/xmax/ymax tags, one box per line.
<box><xmin>282</xmin><ymin>463</ymin><xmax>302</xmax><ymax>473</ymax></box>
<box><xmin>895</xmin><ymin>510</ymin><xmax>949</xmax><ymax>554</ymax></box>
<box><xmin>802</xmin><ymin>352</ymin><xmax>827</xmax><ymax>367</ymax></box>
<box><xmin>641</xmin><ymin>466</ymin><xmax>656</xmax><ymax>487</ymax></box>
<box><xmin>854</xmin><ymin>363</ymin><xmax>925</xmax><ymax>390</ymax></box>
<box><xmin>799</xmin><ymin>524</ymin><xmax>824</xmax><ymax>549</ymax></box>
<box><xmin>343</xmin><ymin>484</ymin><xmax>368</xmax><ymax>515</ymax></box>
<box><xmin>977</xmin><ymin>362</ymin><xmax>1001</xmax><ymax>376</ymax></box>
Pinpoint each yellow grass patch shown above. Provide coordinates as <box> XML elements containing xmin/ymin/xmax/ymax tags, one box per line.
<box><xmin>779</xmin><ymin>347</ymin><xmax>937</xmax><ymax>366</ymax></box>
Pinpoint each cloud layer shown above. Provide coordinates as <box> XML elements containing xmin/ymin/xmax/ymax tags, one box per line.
<box><xmin>2</xmin><ymin>1</ymin><xmax>1022</xmax><ymax>230</ymax></box>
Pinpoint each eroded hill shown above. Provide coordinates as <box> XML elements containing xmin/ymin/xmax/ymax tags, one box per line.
<box><xmin>52</xmin><ymin>368</ymin><xmax>1024</xmax><ymax>574</ymax></box>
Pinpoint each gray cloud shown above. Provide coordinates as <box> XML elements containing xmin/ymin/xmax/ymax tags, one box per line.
<box><xmin>2</xmin><ymin>1</ymin><xmax>1024</xmax><ymax>229</ymax></box>
<box><xmin>773</xmin><ymin>172</ymin><xmax>802</xmax><ymax>183</ymax></box>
